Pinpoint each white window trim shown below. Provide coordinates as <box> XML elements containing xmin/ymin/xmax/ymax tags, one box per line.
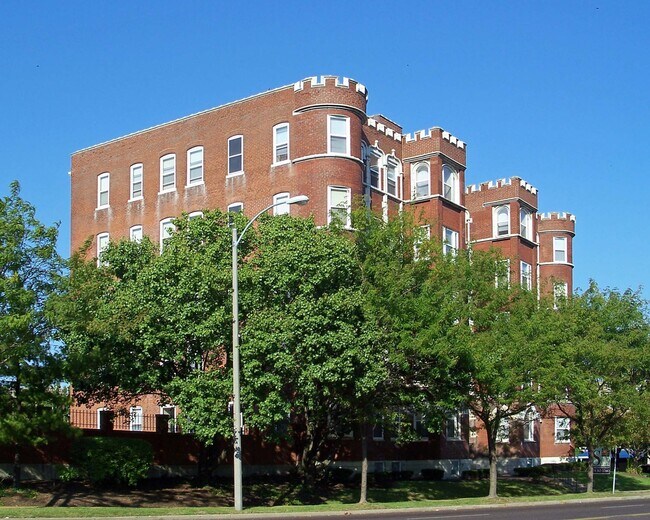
<box><xmin>327</xmin><ymin>186</ymin><xmax>351</xmax><ymax>228</ymax></box>
<box><xmin>327</xmin><ymin>115</ymin><xmax>350</xmax><ymax>156</ymax></box>
<box><xmin>520</xmin><ymin>261</ymin><xmax>532</xmax><ymax>290</ymax></box>
<box><xmin>186</xmin><ymin>146</ymin><xmax>204</xmax><ymax>187</ymax></box>
<box><xmin>554</xmin><ymin>417</ymin><xmax>570</xmax><ymax>443</ymax></box>
<box><xmin>272</xmin><ymin>123</ymin><xmax>290</xmax><ymax>165</ymax></box>
<box><xmin>372</xmin><ymin>423</ymin><xmax>384</xmax><ymax>441</ymax></box>
<box><xmin>412</xmin><ymin>413</ymin><xmax>428</xmax><ymax>441</ymax></box>
<box><xmin>446</xmin><ymin>411</ymin><xmax>463</xmax><ymax>441</ymax></box>
<box><xmin>159</xmin><ymin>154</ymin><xmax>176</xmax><ymax>193</ymax></box>
<box><xmin>130</xmin><ymin>406</ymin><xmax>143</xmax><ymax>432</ymax></box>
<box><xmin>188</xmin><ymin>210</ymin><xmax>204</xmax><ymax>220</ymax></box>
<box><xmin>129</xmin><ymin>225</ymin><xmax>143</xmax><ymax>243</ymax></box>
<box><xmin>129</xmin><ymin>164</ymin><xmax>143</xmax><ymax>201</ymax></box>
<box><xmin>273</xmin><ymin>192</ymin><xmax>291</xmax><ymax>215</ymax></box>
<box><xmin>443</xmin><ymin>227</ymin><xmax>459</xmax><ymax>256</ymax></box>
<box><xmin>227</xmin><ymin>135</ymin><xmax>244</xmax><ymax>177</ymax></box>
<box><xmin>97</xmin><ymin>172</ymin><xmax>110</xmax><ymax>209</ymax></box>
<box><xmin>494</xmin><ymin>205</ymin><xmax>510</xmax><ymax>237</ymax></box>
<box><xmin>413</xmin><ymin>162</ymin><xmax>430</xmax><ymax>199</ymax></box>
<box><xmin>442</xmin><ymin>164</ymin><xmax>459</xmax><ymax>204</ymax></box>
<box><xmin>523</xmin><ymin>410</ymin><xmax>536</xmax><ymax>442</ymax></box>
<box><xmin>160</xmin><ymin>405</ymin><xmax>177</xmax><ymax>433</ymax></box>
<box><xmin>96</xmin><ymin>232</ymin><xmax>109</xmax><ymax>266</ymax></box>
<box><xmin>96</xmin><ymin>407</ymin><xmax>107</xmax><ymax>429</ymax></box>
<box><xmin>553</xmin><ymin>236</ymin><xmax>568</xmax><ymax>263</ymax></box>
<box><xmin>496</xmin><ymin>418</ymin><xmax>510</xmax><ymax>443</ymax></box>
<box><xmin>227</xmin><ymin>202</ymin><xmax>244</xmax><ymax>214</ymax></box>
<box><xmin>495</xmin><ymin>258</ymin><xmax>511</xmax><ymax>288</ymax></box>
<box><xmin>366</xmin><ymin>146</ymin><xmax>383</xmax><ymax>189</ymax></box>
<box><xmin>159</xmin><ymin>218</ymin><xmax>175</xmax><ymax>253</ymax></box>
<box><xmin>520</xmin><ymin>208</ymin><xmax>532</xmax><ymax>240</ymax></box>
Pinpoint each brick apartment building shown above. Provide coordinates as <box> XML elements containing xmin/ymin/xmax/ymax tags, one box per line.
<box><xmin>69</xmin><ymin>75</ymin><xmax>576</xmax><ymax>476</ymax></box>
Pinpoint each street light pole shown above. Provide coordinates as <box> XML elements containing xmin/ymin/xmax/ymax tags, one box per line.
<box><xmin>231</xmin><ymin>195</ymin><xmax>309</xmax><ymax>511</ymax></box>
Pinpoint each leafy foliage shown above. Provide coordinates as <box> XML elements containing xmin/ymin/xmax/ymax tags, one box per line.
<box><xmin>0</xmin><ymin>181</ymin><xmax>69</xmax><ymax>453</ymax></box>
<box><xmin>63</xmin><ymin>436</ymin><xmax>153</xmax><ymax>486</ymax></box>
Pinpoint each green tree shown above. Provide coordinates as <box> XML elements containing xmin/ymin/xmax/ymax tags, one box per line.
<box><xmin>536</xmin><ymin>282</ymin><xmax>650</xmax><ymax>492</ymax></box>
<box><xmin>240</xmin><ymin>215</ymin><xmax>387</xmax><ymax>484</ymax></box>
<box><xmin>351</xmin><ymin>209</ymin><xmax>471</xmax><ymax>502</ymax></box>
<box><xmin>446</xmin><ymin>249</ymin><xmax>543</xmax><ymax>498</ymax></box>
<box><xmin>0</xmin><ymin>181</ymin><xmax>69</xmax><ymax>486</ymax></box>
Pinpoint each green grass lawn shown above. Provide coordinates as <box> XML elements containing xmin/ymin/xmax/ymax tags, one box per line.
<box><xmin>0</xmin><ymin>472</ymin><xmax>648</xmax><ymax>518</ymax></box>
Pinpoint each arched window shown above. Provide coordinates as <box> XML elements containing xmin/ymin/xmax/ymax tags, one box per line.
<box><xmin>520</xmin><ymin>208</ymin><xmax>532</xmax><ymax>240</ymax></box>
<box><xmin>442</xmin><ymin>165</ymin><xmax>459</xmax><ymax>203</ymax></box>
<box><xmin>414</xmin><ymin>162</ymin><xmax>430</xmax><ymax>198</ymax></box>
<box><xmin>494</xmin><ymin>205</ymin><xmax>510</xmax><ymax>236</ymax></box>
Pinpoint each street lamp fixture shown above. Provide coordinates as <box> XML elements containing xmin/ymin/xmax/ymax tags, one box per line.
<box><xmin>231</xmin><ymin>195</ymin><xmax>309</xmax><ymax>511</ymax></box>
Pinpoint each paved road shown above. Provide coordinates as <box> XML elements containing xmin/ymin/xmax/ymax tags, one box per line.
<box><xmin>28</xmin><ymin>496</ymin><xmax>650</xmax><ymax>520</ymax></box>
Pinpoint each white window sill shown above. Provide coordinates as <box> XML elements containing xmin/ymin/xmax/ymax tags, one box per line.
<box><xmin>95</xmin><ymin>205</ymin><xmax>110</xmax><ymax>211</ymax></box>
<box><xmin>326</xmin><ymin>151</ymin><xmax>352</xmax><ymax>158</ymax></box>
<box><xmin>226</xmin><ymin>171</ymin><xmax>244</xmax><ymax>179</ymax></box>
<box><xmin>185</xmin><ymin>181</ymin><xmax>204</xmax><ymax>189</ymax></box>
<box><xmin>128</xmin><ymin>197</ymin><xmax>143</xmax><ymax>203</ymax></box>
<box><xmin>272</xmin><ymin>160</ymin><xmax>291</xmax><ymax>167</ymax></box>
<box><xmin>158</xmin><ymin>189</ymin><xmax>177</xmax><ymax>195</ymax></box>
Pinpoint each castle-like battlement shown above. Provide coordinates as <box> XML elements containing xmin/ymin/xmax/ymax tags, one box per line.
<box><xmin>367</xmin><ymin>117</ymin><xmax>402</xmax><ymax>142</ymax></box>
<box><xmin>465</xmin><ymin>176</ymin><xmax>537</xmax><ymax>195</ymax></box>
<box><xmin>538</xmin><ymin>212</ymin><xmax>576</xmax><ymax>222</ymax></box>
<box><xmin>293</xmin><ymin>75</ymin><xmax>368</xmax><ymax>100</ymax></box>
<box><xmin>403</xmin><ymin>126</ymin><xmax>465</xmax><ymax>149</ymax></box>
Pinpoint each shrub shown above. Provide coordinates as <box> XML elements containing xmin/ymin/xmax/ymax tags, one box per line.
<box><xmin>325</xmin><ymin>467</ymin><xmax>354</xmax><ymax>483</ymax></box>
<box><xmin>421</xmin><ymin>468</ymin><xmax>445</xmax><ymax>480</ymax></box>
<box><xmin>513</xmin><ymin>466</ymin><xmax>546</xmax><ymax>478</ymax></box>
<box><xmin>392</xmin><ymin>470</ymin><xmax>413</xmax><ymax>481</ymax></box>
<box><xmin>63</xmin><ymin>436</ymin><xmax>154</xmax><ymax>487</ymax></box>
<box><xmin>462</xmin><ymin>469</ymin><xmax>489</xmax><ymax>480</ymax></box>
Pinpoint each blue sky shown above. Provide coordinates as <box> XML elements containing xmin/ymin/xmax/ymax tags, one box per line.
<box><xmin>1</xmin><ymin>1</ymin><xmax>648</xmax><ymax>296</ymax></box>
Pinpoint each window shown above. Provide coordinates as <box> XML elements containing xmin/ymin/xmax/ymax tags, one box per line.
<box><xmin>188</xmin><ymin>211</ymin><xmax>204</xmax><ymax>220</ymax></box>
<box><xmin>273</xmin><ymin>123</ymin><xmax>289</xmax><ymax>163</ymax></box>
<box><xmin>97</xmin><ymin>407</ymin><xmax>107</xmax><ymax>430</ymax></box>
<box><xmin>160</xmin><ymin>154</ymin><xmax>176</xmax><ymax>192</ymax></box>
<box><xmin>496</xmin><ymin>418</ymin><xmax>510</xmax><ymax>443</ymax></box>
<box><xmin>553</xmin><ymin>237</ymin><xmax>567</xmax><ymax>262</ymax></box>
<box><xmin>496</xmin><ymin>259</ymin><xmax>511</xmax><ymax>288</ymax></box>
<box><xmin>414</xmin><ymin>225</ymin><xmax>431</xmax><ymax>260</ymax></box>
<box><xmin>386</xmin><ymin>163</ymin><xmax>397</xmax><ymax>196</ymax></box>
<box><xmin>494</xmin><ymin>206</ymin><xmax>510</xmax><ymax>236</ymax></box>
<box><xmin>369</xmin><ymin>154</ymin><xmax>380</xmax><ymax>188</ymax></box>
<box><xmin>228</xmin><ymin>136</ymin><xmax>243</xmax><ymax>175</ymax></box>
<box><xmin>130</xmin><ymin>164</ymin><xmax>143</xmax><ymax>200</ymax></box>
<box><xmin>159</xmin><ymin>218</ymin><xmax>175</xmax><ymax>252</ymax></box>
<box><xmin>520</xmin><ymin>208</ymin><xmax>532</xmax><ymax>240</ymax></box>
<box><xmin>187</xmin><ymin>146</ymin><xmax>204</xmax><ymax>186</ymax></box>
<box><xmin>442</xmin><ymin>165</ymin><xmax>459</xmax><ymax>203</ymax></box>
<box><xmin>469</xmin><ymin>411</ymin><xmax>478</xmax><ymax>440</ymax></box>
<box><xmin>130</xmin><ymin>225</ymin><xmax>143</xmax><ymax>242</ymax></box>
<box><xmin>443</xmin><ymin>227</ymin><xmax>459</xmax><ymax>256</ymax></box>
<box><xmin>520</xmin><ymin>261</ymin><xmax>532</xmax><ymax>290</ymax></box>
<box><xmin>328</xmin><ymin>115</ymin><xmax>349</xmax><ymax>155</ymax></box>
<box><xmin>130</xmin><ymin>406</ymin><xmax>143</xmax><ymax>432</ymax></box>
<box><xmin>372</xmin><ymin>423</ymin><xmax>384</xmax><ymax>441</ymax></box>
<box><xmin>554</xmin><ymin>282</ymin><xmax>568</xmax><ymax>308</ymax></box>
<box><xmin>161</xmin><ymin>405</ymin><xmax>177</xmax><ymax>433</ymax></box>
<box><xmin>97</xmin><ymin>173</ymin><xmax>110</xmax><ymax>208</ymax></box>
<box><xmin>227</xmin><ymin>202</ymin><xmax>243</xmax><ymax>214</ymax></box>
<box><xmin>412</xmin><ymin>413</ymin><xmax>428</xmax><ymax>439</ymax></box>
<box><xmin>96</xmin><ymin>232</ymin><xmax>109</xmax><ymax>266</ymax></box>
<box><xmin>413</xmin><ymin>162</ymin><xmax>430</xmax><ymax>198</ymax></box>
<box><xmin>554</xmin><ymin>417</ymin><xmax>570</xmax><ymax>443</ymax></box>
<box><xmin>328</xmin><ymin>186</ymin><xmax>351</xmax><ymax>227</ymax></box>
<box><xmin>523</xmin><ymin>410</ymin><xmax>535</xmax><ymax>442</ymax></box>
<box><xmin>273</xmin><ymin>192</ymin><xmax>290</xmax><ymax>215</ymax></box>
<box><xmin>446</xmin><ymin>411</ymin><xmax>462</xmax><ymax>440</ymax></box>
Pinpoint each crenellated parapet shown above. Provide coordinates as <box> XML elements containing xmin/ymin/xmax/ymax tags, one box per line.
<box><xmin>404</xmin><ymin>126</ymin><xmax>466</xmax><ymax>150</ymax></box>
<box><xmin>466</xmin><ymin>176</ymin><xmax>537</xmax><ymax>195</ymax></box>
<box><xmin>293</xmin><ymin>75</ymin><xmax>368</xmax><ymax>99</ymax></box>
<box><xmin>538</xmin><ymin>212</ymin><xmax>576</xmax><ymax>222</ymax></box>
<box><xmin>537</xmin><ymin>212</ymin><xmax>576</xmax><ymax>236</ymax></box>
<box><xmin>366</xmin><ymin>117</ymin><xmax>402</xmax><ymax>142</ymax></box>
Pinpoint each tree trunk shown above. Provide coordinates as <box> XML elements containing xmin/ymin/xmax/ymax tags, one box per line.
<box><xmin>359</xmin><ymin>422</ymin><xmax>368</xmax><ymax>504</ymax></box>
<box><xmin>586</xmin><ymin>444</ymin><xmax>594</xmax><ymax>493</ymax></box>
<box><xmin>488</xmin><ymin>438</ymin><xmax>498</xmax><ymax>498</ymax></box>
<box><xmin>13</xmin><ymin>449</ymin><xmax>21</xmax><ymax>488</ymax></box>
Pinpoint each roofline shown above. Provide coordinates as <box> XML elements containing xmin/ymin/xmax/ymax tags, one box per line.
<box><xmin>72</xmin><ymin>82</ymin><xmax>295</xmax><ymax>156</ymax></box>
